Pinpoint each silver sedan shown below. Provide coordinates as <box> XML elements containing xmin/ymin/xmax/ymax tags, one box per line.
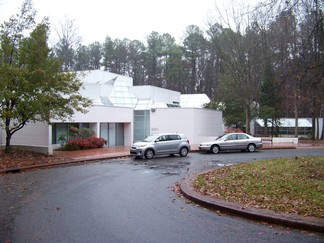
<box><xmin>199</xmin><ymin>133</ymin><xmax>263</xmax><ymax>154</ymax></box>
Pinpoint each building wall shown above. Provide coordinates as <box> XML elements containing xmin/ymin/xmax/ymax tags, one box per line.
<box><xmin>53</xmin><ymin>105</ymin><xmax>133</xmax><ymax>123</ymax></box>
<box><xmin>0</xmin><ymin>105</ymin><xmax>134</xmax><ymax>154</ymax></box>
<box><xmin>149</xmin><ymin>108</ymin><xmax>223</xmax><ymax>145</ymax></box>
<box><xmin>0</xmin><ymin>121</ymin><xmax>52</xmax><ymax>154</ymax></box>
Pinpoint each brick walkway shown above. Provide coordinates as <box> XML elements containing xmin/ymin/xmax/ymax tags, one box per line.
<box><xmin>54</xmin><ymin>146</ymin><xmax>130</xmax><ymax>161</ymax></box>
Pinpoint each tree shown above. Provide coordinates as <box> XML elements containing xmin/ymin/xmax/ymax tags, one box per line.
<box><xmin>53</xmin><ymin>18</ymin><xmax>81</xmax><ymax>71</ymax></box>
<box><xmin>259</xmin><ymin>63</ymin><xmax>283</xmax><ymax>136</ymax></box>
<box><xmin>205</xmin><ymin>23</ymin><xmax>224</xmax><ymax>100</ymax></box>
<box><xmin>213</xmin><ymin>26</ymin><xmax>261</xmax><ymax>134</ymax></box>
<box><xmin>102</xmin><ymin>37</ymin><xmax>131</xmax><ymax>75</ymax></box>
<box><xmin>144</xmin><ymin>31</ymin><xmax>164</xmax><ymax>86</ymax></box>
<box><xmin>164</xmin><ymin>43</ymin><xmax>186</xmax><ymax>92</ymax></box>
<box><xmin>182</xmin><ymin>25</ymin><xmax>207</xmax><ymax>94</ymax></box>
<box><xmin>75</xmin><ymin>44</ymin><xmax>91</xmax><ymax>71</ymax></box>
<box><xmin>127</xmin><ymin>40</ymin><xmax>145</xmax><ymax>85</ymax></box>
<box><xmin>88</xmin><ymin>41</ymin><xmax>102</xmax><ymax>70</ymax></box>
<box><xmin>0</xmin><ymin>0</ymin><xmax>92</xmax><ymax>153</ymax></box>
<box><xmin>298</xmin><ymin>0</ymin><xmax>324</xmax><ymax>139</ymax></box>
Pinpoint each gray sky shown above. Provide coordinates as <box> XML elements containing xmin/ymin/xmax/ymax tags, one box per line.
<box><xmin>0</xmin><ymin>0</ymin><xmax>220</xmax><ymax>44</ymax></box>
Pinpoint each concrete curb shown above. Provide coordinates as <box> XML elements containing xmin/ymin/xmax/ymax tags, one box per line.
<box><xmin>0</xmin><ymin>154</ymin><xmax>129</xmax><ymax>175</ymax></box>
<box><xmin>180</xmin><ymin>171</ymin><xmax>324</xmax><ymax>233</ymax></box>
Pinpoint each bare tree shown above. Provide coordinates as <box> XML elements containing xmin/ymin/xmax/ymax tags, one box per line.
<box><xmin>53</xmin><ymin>18</ymin><xmax>82</xmax><ymax>71</ymax></box>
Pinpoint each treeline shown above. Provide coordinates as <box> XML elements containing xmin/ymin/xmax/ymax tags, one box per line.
<box><xmin>53</xmin><ymin>0</ymin><xmax>323</xmax><ymax>138</ymax></box>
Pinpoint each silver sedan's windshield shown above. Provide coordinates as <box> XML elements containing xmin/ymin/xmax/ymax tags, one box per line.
<box><xmin>215</xmin><ymin>134</ymin><xmax>227</xmax><ymax>141</ymax></box>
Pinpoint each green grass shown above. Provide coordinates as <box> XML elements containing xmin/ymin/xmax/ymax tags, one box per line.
<box><xmin>193</xmin><ymin>156</ymin><xmax>324</xmax><ymax>218</ymax></box>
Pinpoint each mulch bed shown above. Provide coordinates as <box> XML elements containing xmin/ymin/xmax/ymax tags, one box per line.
<box><xmin>0</xmin><ymin>150</ymin><xmax>68</xmax><ymax>170</ymax></box>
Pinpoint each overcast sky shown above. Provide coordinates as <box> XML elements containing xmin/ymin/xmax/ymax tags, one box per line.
<box><xmin>0</xmin><ymin>0</ymin><xmax>222</xmax><ymax>45</ymax></box>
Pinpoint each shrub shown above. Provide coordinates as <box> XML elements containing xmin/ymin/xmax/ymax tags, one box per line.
<box><xmin>64</xmin><ymin>137</ymin><xmax>107</xmax><ymax>150</ymax></box>
<box><xmin>80</xmin><ymin>128</ymin><xmax>95</xmax><ymax>139</ymax></box>
<box><xmin>64</xmin><ymin>143</ymin><xmax>81</xmax><ymax>151</ymax></box>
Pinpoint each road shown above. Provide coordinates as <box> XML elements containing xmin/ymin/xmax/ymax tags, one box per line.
<box><xmin>1</xmin><ymin>149</ymin><xmax>324</xmax><ymax>243</ymax></box>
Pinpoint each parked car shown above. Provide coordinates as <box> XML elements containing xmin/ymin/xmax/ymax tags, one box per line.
<box><xmin>130</xmin><ymin>133</ymin><xmax>191</xmax><ymax>159</ymax></box>
<box><xmin>199</xmin><ymin>133</ymin><xmax>263</xmax><ymax>154</ymax></box>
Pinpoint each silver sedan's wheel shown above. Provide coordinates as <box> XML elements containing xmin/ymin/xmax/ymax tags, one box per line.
<box><xmin>144</xmin><ymin>149</ymin><xmax>154</xmax><ymax>159</ymax></box>
<box><xmin>247</xmin><ymin>144</ymin><xmax>256</xmax><ymax>152</ymax></box>
<box><xmin>179</xmin><ymin>147</ymin><xmax>188</xmax><ymax>157</ymax></box>
<box><xmin>211</xmin><ymin>145</ymin><xmax>220</xmax><ymax>154</ymax></box>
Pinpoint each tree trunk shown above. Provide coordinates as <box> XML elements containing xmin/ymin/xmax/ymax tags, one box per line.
<box><xmin>321</xmin><ymin>116</ymin><xmax>324</xmax><ymax>140</ymax></box>
<box><xmin>312</xmin><ymin>117</ymin><xmax>315</xmax><ymax>140</ymax></box>
<box><xmin>311</xmin><ymin>98</ymin><xmax>316</xmax><ymax>140</ymax></box>
<box><xmin>294</xmin><ymin>88</ymin><xmax>299</xmax><ymax>138</ymax></box>
<box><xmin>245</xmin><ymin>103</ymin><xmax>251</xmax><ymax>134</ymax></box>
<box><xmin>5</xmin><ymin>129</ymin><xmax>12</xmax><ymax>153</ymax></box>
<box><xmin>263</xmin><ymin>118</ymin><xmax>268</xmax><ymax>136</ymax></box>
<box><xmin>4</xmin><ymin>117</ymin><xmax>12</xmax><ymax>153</ymax></box>
<box><xmin>316</xmin><ymin>117</ymin><xmax>319</xmax><ymax>140</ymax></box>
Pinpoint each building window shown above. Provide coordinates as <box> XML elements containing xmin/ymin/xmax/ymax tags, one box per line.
<box><xmin>134</xmin><ymin>110</ymin><xmax>150</xmax><ymax>141</ymax></box>
<box><xmin>52</xmin><ymin>123</ymin><xmax>90</xmax><ymax>144</ymax></box>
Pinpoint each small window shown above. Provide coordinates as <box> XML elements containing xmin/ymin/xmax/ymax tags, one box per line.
<box><xmin>237</xmin><ymin>134</ymin><xmax>249</xmax><ymax>140</ymax></box>
<box><xmin>227</xmin><ymin>134</ymin><xmax>236</xmax><ymax>140</ymax></box>
<box><xmin>158</xmin><ymin>135</ymin><xmax>167</xmax><ymax>141</ymax></box>
<box><xmin>169</xmin><ymin>135</ymin><xmax>180</xmax><ymax>140</ymax></box>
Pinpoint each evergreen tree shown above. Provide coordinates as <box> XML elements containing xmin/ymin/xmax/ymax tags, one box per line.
<box><xmin>0</xmin><ymin>0</ymin><xmax>91</xmax><ymax>153</ymax></box>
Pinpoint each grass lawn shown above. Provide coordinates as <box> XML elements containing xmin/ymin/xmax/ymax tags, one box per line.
<box><xmin>193</xmin><ymin>156</ymin><xmax>324</xmax><ymax>218</ymax></box>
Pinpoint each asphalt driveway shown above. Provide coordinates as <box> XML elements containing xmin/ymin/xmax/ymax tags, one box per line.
<box><xmin>1</xmin><ymin>149</ymin><xmax>324</xmax><ymax>243</ymax></box>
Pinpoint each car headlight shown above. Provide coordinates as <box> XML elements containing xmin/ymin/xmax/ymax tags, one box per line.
<box><xmin>137</xmin><ymin>144</ymin><xmax>146</xmax><ymax>148</ymax></box>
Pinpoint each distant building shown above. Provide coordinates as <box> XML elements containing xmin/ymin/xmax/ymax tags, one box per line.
<box><xmin>0</xmin><ymin>70</ymin><xmax>223</xmax><ymax>154</ymax></box>
<box><xmin>252</xmin><ymin>118</ymin><xmax>323</xmax><ymax>138</ymax></box>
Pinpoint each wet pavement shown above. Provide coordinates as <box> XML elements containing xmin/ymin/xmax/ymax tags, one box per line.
<box><xmin>52</xmin><ymin>143</ymin><xmax>324</xmax><ymax>233</ymax></box>
<box><xmin>0</xmin><ymin>143</ymin><xmax>324</xmax><ymax>237</ymax></box>
<box><xmin>1</xmin><ymin>150</ymin><xmax>324</xmax><ymax>242</ymax></box>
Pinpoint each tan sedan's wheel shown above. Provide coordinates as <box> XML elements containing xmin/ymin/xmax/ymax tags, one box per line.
<box><xmin>247</xmin><ymin>144</ymin><xmax>256</xmax><ymax>152</ymax></box>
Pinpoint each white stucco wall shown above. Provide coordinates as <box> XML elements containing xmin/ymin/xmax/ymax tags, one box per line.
<box><xmin>149</xmin><ymin>108</ymin><xmax>223</xmax><ymax>145</ymax></box>
<box><xmin>4</xmin><ymin>121</ymin><xmax>50</xmax><ymax>147</ymax></box>
<box><xmin>0</xmin><ymin>121</ymin><xmax>52</xmax><ymax>154</ymax></box>
<box><xmin>52</xmin><ymin>105</ymin><xmax>133</xmax><ymax>123</ymax></box>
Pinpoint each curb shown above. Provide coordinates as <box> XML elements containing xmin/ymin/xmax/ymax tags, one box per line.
<box><xmin>180</xmin><ymin>171</ymin><xmax>324</xmax><ymax>233</ymax></box>
<box><xmin>0</xmin><ymin>154</ymin><xmax>130</xmax><ymax>175</ymax></box>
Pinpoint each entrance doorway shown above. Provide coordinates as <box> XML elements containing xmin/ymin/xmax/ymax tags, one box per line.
<box><xmin>100</xmin><ymin>123</ymin><xmax>124</xmax><ymax>147</ymax></box>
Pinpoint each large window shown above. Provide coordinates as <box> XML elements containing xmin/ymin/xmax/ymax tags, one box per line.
<box><xmin>52</xmin><ymin>123</ymin><xmax>90</xmax><ymax>144</ymax></box>
<box><xmin>134</xmin><ymin>110</ymin><xmax>150</xmax><ymax>141</ymax></box>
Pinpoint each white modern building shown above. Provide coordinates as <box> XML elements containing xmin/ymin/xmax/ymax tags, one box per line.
<box><xmin>0</xmin><ymin>70</ymin><xmax>223</xmax><ymax>154</ymax></box>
